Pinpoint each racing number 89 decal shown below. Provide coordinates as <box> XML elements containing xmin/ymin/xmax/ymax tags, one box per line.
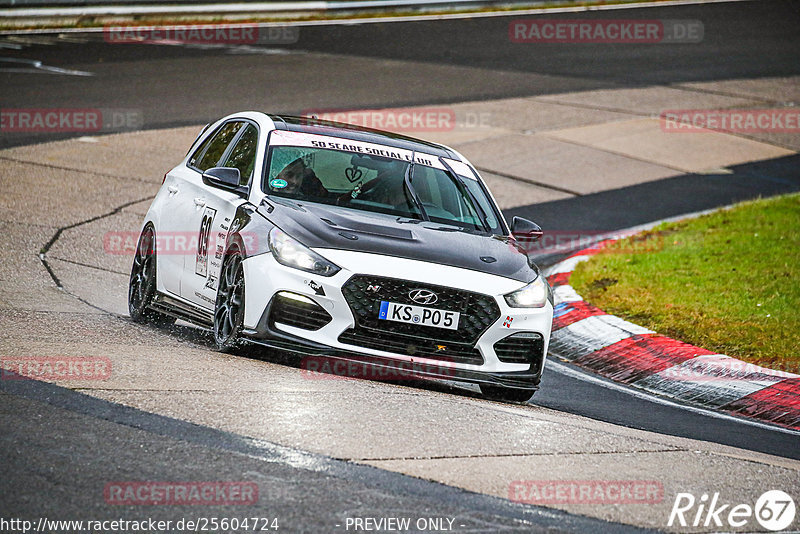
<box><xmin>196</xmin><ymin>207</ymin><xmax>217</xmax><ymax>277</ymax></box>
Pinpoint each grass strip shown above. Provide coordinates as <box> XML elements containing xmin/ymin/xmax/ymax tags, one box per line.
<box><xmin>570</xmin><ymin>193</ymin><xmax>800</xmax><ymax>371</ymax></box>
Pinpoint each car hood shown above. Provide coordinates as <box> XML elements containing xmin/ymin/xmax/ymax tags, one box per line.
<box><xmin>259</xmin><ymin>198</ymin><xmax>538</xmax><ymax>283</ymax></box>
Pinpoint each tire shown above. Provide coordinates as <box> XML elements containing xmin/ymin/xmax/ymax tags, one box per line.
<box><xmin>213</xmin><ymin>247</ymin><xmax>245</xmax><ymax>352</ymax></box>
<box><xmin>128</xmin><ymin>226</ymin><xmax>175</xmax><ymax>327</ymax></box>
<box><xmin>480</xmin><ymin>384</ymin><xmax>536</xmax><ymax>403</ymax></box>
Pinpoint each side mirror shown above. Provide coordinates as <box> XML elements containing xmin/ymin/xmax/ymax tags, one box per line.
<box><xmin>202</xmin><ymin>166</ymin><xmax>241</xmax><ymax>188</ymax></box>
<box><xmin>511</xmin><ymin>216</ymin><xmax>543</xmax><ymax>242</ymax></box>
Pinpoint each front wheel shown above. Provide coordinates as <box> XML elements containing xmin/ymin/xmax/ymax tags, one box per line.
<box><xmin>480</xmin><ymin>384</ymin><xmax>536</xmax><ymax>403</ymax></box>
<box><xmin>213</xmin><ymin>248</ymin><xmax>245</xmax><ymax>352</ymax></box>
<box><xmin>128</xmin><ymin>226</ymin><xmax>175</xmax><ymax>327</ymax></box>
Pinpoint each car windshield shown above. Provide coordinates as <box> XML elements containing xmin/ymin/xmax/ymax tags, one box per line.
<box><xmin>263</xmin><ymin>145</ymin><xmax>502</xmax><ymax>233</ymax></box>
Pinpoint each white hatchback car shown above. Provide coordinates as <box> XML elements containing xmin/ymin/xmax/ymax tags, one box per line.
<box><xmin>129</xmin><ymin>112</ymin><xmax>553</xmax><ymax>401</ymax></box>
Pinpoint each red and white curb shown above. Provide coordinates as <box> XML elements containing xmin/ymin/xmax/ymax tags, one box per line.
<box><xmin>543</xmin><ymin>241</ymin><xmax>800</xmax><ymax>432</ymax></box>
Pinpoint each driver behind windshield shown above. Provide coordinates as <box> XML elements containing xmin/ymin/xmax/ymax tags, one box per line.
<box><xmin>272</xmin><ymin>158</ymin><xmax>330</xmax><ymax>198</ymax></box>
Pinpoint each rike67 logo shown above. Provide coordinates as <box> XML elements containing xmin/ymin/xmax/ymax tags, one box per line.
<box><xmin>668</xmin><ymin>490</ymin><xmax>796</xmax><ymax>531</ymax></box>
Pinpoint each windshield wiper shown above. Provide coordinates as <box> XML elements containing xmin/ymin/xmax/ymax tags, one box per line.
<box><xmin>439</xmin><ymin>159</ymin><xmax>491</xmax><ymax>233</ymax></box>
<box><xmin>402</xmin><ymin>153</ymin><xmax>429</xmax><ymax>221</ymax></box>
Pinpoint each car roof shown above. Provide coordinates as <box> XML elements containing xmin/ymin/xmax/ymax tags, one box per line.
<box><xmin>267</xmin><ymin>114</ymin><xmax>459</xmax><ymax>159</ymax></box>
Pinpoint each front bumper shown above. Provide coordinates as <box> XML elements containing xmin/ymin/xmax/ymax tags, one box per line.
<box><xmin>241</xmin><ymin>249</ymin><xmax>553</xmax><ymax>389</ymax></box>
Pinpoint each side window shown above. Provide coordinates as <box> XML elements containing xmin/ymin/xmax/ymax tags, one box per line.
<box><xmin>221</xmin><ymin>124</ymin><xmax>258</xmax><ymax>186</ymax></box>
<box><xmin>190</xmin><ymin>121</ymin><xmax>244</xmax><ymax>172</ymax></box>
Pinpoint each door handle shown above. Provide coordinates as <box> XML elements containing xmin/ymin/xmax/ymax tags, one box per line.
<box><xmin>167</xmin><ymin>185</ymin><xmax>179</xmax><ymax>194</ymax></box>
<box><xmin>194</xmin><ymin>198</ymin><xmax>206</xmax><ymax>207</ymax></box>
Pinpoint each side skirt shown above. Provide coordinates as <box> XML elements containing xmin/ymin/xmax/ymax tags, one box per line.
<box><xmin>150</xmin><ymin>293</ymin><xmax>214</xmax><ymax>328</ymax></box>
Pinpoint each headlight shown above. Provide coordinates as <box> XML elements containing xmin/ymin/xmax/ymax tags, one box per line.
<box><xmin>504</xmin><ymin>276</ymin><xmax>549</xmax><ymax>308</ymax></box>
<box><xmin>268</xmin><ymin>228</ymin><xmax>340</xmax><ymax>277</ymax></box>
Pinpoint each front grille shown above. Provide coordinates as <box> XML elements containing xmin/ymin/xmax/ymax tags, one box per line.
<box><xmin>269</xmin><ymin>292</ymin><xmax>332</xmax><ymax>331</ymax></box>
<box><xmin>339</xmin><ymin>275</ymin><xmax>500</xmax><ymax>364</ymax></box>
<box><xmin>338</xmin><ymin>329</ymin><xmax>484</xmax><ymax>365</ymax></box>
<box><xmin>494</xmin><ymin>332</ymin><xmax>545</xmax><ymax>372</ymax></box>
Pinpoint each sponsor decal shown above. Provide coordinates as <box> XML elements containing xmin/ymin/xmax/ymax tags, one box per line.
<box><xmin>304</xmin><ymin>279</ymin><xmax>325</xmax><ymax>296</ymax></box>
<box><xmin>268</xmin><ymin>130</ymin><xmax>445</xmax><ymax>170</ymax></box>
<box><xmin>194</xmin><ymin>292</ymin><xmax>216</xmax><ymax>305</ymax></box>
<box><xmin>196</xmin><ymin>207</ymin><xmax>217</xmax><ymax>277</ymax></box>
<box><xmin>203</xmin><ymin>274</ymin><xmax>218</xmax><ymax>290</ymax></box>
<box><xmin>345</xmin><ymin>165</ymin><xmax>364</xmax><ymax>182</ymax></box>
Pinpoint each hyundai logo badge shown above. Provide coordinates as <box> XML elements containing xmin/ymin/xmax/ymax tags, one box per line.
<box><xmin>409</xmin><ymin>289</ymin><xmax>438</xmax><ymax>305</ymax></box>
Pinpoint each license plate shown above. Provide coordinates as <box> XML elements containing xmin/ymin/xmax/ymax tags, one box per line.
<box><xmin>378</xmin><ymin>301</ymin><xmax>460</xmax><ymax>330</ymax></box>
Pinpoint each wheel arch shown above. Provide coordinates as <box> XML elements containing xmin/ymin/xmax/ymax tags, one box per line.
<box><xmin>225</xmin><ymin>203</ymin><xmax>274</xmax><ymax>260</ymax></box>
<box><xmin>137</xmin><ymin>220</ymin><xmax>166</xmax><ymax>294</ymax></box>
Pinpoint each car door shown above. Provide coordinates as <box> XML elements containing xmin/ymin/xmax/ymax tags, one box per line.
<box><xmin>181</xmin><ymin>121</ymin><xmax>259</xmax><ymax>310</ymax></box>
<box><xmin>154</xmin><ymin>125</ymin><xmax>231</xmax><ymax>297</ymax></box>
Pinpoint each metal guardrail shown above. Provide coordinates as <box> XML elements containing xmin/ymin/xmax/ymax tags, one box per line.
<box><xmin>1</xmin><ymin>0</ymin><xmax>537</xmax><ymax>7</ymax></box>
<box><xmin>1</xmin><ymin>1</ymin><xmax>317</xmax><ymax>5</ymax></box>
<box><xmin>2</xmin><ymin>0</ymin><xmax>547</xmax><ymax>18</ymax></box>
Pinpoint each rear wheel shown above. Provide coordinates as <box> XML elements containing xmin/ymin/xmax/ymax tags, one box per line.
<box><xmin>213</xmin><ymin>247</ymin><xmax>245</xmax><ymax>352</ymax></box>
<box><xmin>480</xmin><ymin>384</ymin><xmax>535</xmax><ymax>403</ymax></box>
<box><xmin>128</xmin><ymin>226</ymin><xmax>175</xmax><ymax>327</ymax></box>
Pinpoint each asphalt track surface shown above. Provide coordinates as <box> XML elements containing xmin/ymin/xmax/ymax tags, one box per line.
<box><xmin>2</xmin><ymin>0</ymin><xmax>799</xmax><ymax>149</ymax></box>
<box><xmin>1</xmin><ymin>0</ymin><xmax>800</xmax><ymax>531</ymax></box>
<box><xmin>1</xmin><ymin>376</ymin><xmax>644</xmax><ymax>533</ymax></box>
